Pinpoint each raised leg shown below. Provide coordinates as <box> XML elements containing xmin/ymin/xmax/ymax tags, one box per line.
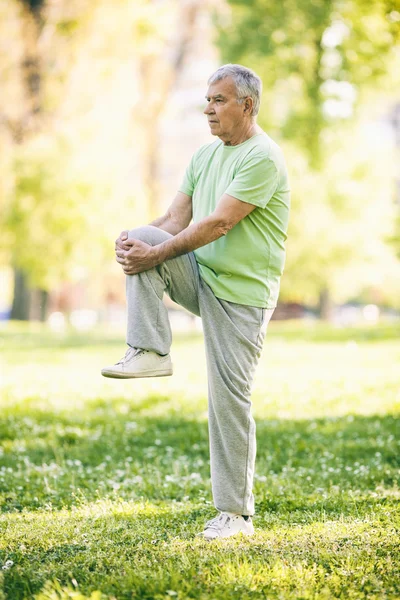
<box><xmin>125</xmin><ymin>226</ymin><xmax>201</xmax><ymax>355</ymax></box>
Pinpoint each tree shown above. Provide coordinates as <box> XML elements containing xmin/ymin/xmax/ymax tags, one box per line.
<box><xmin>133</xmin><ymin>0</ymin><xmax>203</xmax><ymax>218</ymax></box>
<box><xmin>215</xmin><ymin>0</ymin><xmax>400</xmax><ymax>314</ymax></box>
<box><xmin>0</xmin><ymin>0</ymin><xmax>204</xmax><ymax>320</ymax></box>
<box><xmin>0</xmin><ymin>0</ymin><xmax>96</xmax><ymax>319</ymax></box>
<box><xmin>0</xmin><ymin>0</ymin><xmax>47</xmax><ymax>319</ymax></box>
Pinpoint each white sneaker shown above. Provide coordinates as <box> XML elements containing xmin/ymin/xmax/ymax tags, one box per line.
<box><xmin>101</xmin><ymin>347</ymin><xmax>173</xmax><ymax>379</ymax></box>
<box><xmin>197</xmin><ymin>512</ymin><xmax>254</xmax><ymax>540</ymax></box>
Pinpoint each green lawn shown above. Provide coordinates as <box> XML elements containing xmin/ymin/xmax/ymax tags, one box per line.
<box><xmin>0</xmin><ymin>320</ymin><xmax>399</xmax><ymax>599</ymax></box>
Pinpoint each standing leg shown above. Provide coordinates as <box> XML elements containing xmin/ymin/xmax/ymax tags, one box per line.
<box><xmin>199</xmin><ymin>283</ymin><xmax>273</xmax><ymax>516</ymax></box>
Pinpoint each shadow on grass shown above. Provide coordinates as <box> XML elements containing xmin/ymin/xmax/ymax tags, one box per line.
<box><xmin>1</xmin><ymin>493</ymin><xmax>399</xmax><ymax>600</ymax></box>
<box><xmin>0</xmin><ymin>398</ymin><xmax>398</xmax><ymax>516</ymax></box>
<box><xmin>0</xmin><ymin>403</ymin><xmax>399</xmax><ymax>599</ymax></box>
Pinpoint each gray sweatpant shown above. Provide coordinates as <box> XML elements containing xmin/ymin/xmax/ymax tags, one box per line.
<box><xmin>126</xmin><ymin>226</ymin><xmax>273</xmax><ymax>516</ymax></box>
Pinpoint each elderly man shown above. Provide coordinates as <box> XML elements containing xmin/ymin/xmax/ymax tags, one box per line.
<box><xmin>102</xmin><ymin>64</ymin><xmax>290</xmax><ymax>540</ymax></box>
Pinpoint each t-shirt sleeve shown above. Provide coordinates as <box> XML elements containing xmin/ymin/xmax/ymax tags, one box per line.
<box><xmin>225</xmin><ymin>152</ymin><xmax>279</xmax><ymax>208</ymax></box>
<box><xmin>178</xmin><ymin>153</ymin><xmax>196</xmax><ymax>197</ymax></box>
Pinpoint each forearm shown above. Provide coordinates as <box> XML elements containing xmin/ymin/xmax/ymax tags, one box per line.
<box><xmin>153</xmin><ymin>216</ymin><xmax>228</xmax><ymax>264</ymax></box>
<box><xmin>117</xmin><ymin>193</ymin><xmax>254</xmax><ymax>276</ymax></box>
<box><xmin>148</xmin><ymin>213</ymin><xmax>176</xmax><ymax>234</ymax></box>
<box><xmin>148</xmin><ymin>211</ymin><xmax>188</xmax><ymax>236</ymax></box>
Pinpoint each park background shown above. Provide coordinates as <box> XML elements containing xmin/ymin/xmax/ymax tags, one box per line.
<box><xmin>0</xmin><ymin>1</ymin><xmax>400</xmax><ymax>599</ymax></box>
<box><xmin>1</xmin><ymin>0</ymin><xmax>400</xmax><ymax>325</ymax></box>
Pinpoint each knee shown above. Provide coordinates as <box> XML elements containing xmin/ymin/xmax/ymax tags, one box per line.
<box><xmin>128</xmin><ymin>225</ymin><xmax>156</xmax><ymax>243</ymax></box>
<box><xmin>128</xmin><ymin>225</ymin><xmax>172</xmax><ymax>246</ymax></box>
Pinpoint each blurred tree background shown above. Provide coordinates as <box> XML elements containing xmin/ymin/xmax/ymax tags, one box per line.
<box><xmin>0</xmin><ymin>0</ymin><xmax>399</xmax><ymax>322</ymax></box>
<box><xmin>216</xmin><ymin>0</ymin><xmax>400</xmax><ymax>316</ymax></box>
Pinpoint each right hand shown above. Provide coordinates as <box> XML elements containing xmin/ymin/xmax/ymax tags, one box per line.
<box><xmin>115</xmin><ymin>230</ymin><xmax>129</xmax><ymax>252</ymax></box>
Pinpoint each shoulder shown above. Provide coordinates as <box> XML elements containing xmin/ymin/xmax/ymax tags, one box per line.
<box><xmin>243</xmin><ymin>133</ymin><xmax>287</xmax><ymax>173</ymax></box>
<box><xmin>248</xmin><ymin>133</ymin><xmax>283</xmax><ymax>159</ymax></box>
<box><xmin>190</xmin><ymin>140</ymin><xmax>221</xmax><ymax>164</ymax></box>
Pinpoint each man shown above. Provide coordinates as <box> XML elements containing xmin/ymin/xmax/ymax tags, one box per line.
<box><xmin>102</xmin><ymin>64</ymin><xmax>290</xmax><ymax>540</ymax></box>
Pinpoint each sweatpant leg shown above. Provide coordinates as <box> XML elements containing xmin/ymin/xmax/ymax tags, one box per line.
<box><xmin>199</xmin><ymin>282</ymin><xmax>274</xmax><ymax>516</ymax></box>
<box><xmin>125</xmin><ymin>226</ymin><xmax>201</xmax><ymax>354</ymax></box>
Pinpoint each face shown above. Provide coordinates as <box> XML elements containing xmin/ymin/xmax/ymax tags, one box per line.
<box><xmin>204</xmin><ymin>76</ymin><xmax>250</xmax><ymax>140</ymax></box>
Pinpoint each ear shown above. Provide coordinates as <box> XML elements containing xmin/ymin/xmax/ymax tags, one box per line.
<box><xmin>243</xmin><ymin>97</ymin><xmax>254</xmax><ymax>115</ymax></box>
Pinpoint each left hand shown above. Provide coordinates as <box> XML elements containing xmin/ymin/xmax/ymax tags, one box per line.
<box><xmin>115</xmin><ymin>238</ymin><xmax>158</xmax><ymax>275</ymax></box>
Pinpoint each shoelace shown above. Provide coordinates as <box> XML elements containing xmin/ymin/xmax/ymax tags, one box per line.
<box><xmin>115</xmin><ymin>347</ymin><xmax>147</xmax><ymax>365</ymax></box>
<box><xmin>204</xmin><ymin>513</ymin><xmax>231</xmax><ymax>533</ymax></box>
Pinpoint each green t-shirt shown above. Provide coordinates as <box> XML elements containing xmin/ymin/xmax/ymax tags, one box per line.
<box><xmin>179</xmin><ymin>132</ymin><xmax>290</xmax><ymax>308</ymax></box>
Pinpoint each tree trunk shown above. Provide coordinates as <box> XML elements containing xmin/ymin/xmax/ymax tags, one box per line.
<box><xmin>318</xmin><ymin>287</ymin><xmax>333</xmax><ymax>321</ymax></box>
<box><xmin>8</xmin><ymin>0</ymin><xmax>47</xmax><ymax>320</ymax></box>
<box><xmin>138</xmin><ymin>0</ymin><xmax>201</xmax><ymax>218</ymax></box>
<box><xmin>39</xmin><ymin>289</ymin><xmax>49</xmax><ymax>322</ymax></box>
<box><xmin>10</xmin><ymin>269</ymin><xmax>31</xmax><ymax>321</ymax></box>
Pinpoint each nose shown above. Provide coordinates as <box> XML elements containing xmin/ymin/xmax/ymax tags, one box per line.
<box><xmin>204</xmin><ymin>103</ymin><xmax>214</xmax><ymax>115</ymax></box>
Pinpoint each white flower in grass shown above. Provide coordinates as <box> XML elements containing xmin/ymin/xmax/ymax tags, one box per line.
<box><xmin>5</xmin><ymin>561</ymin><xmax>13</xmax><ymax>567</ymax></box>
<box><xmin>125</xmin><ymin>422</ymin><xmax>138</xmax><ymax>431</ymax></box>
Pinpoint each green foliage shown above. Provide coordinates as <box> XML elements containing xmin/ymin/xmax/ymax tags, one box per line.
<box><xmin>279</xmin><ymin>127</ymin><xmax>400</xmax><ymax>306</ymax></box>
<box><xmin>217</xmin><ymin>0</ymin><xmax>399</xmax><ymax>164</ymax></box>
<box><xmin>216</xmin><ymin>0</ymin><xmax>400</xmax><ymax>308</ymax></box>
<box><xmin>0</xmin><ymin>323</ymin><xmax>399</xmax><ymax>599</ymax></box>
<box><xmin>34</xmin><ymin>580</ymin><xmax>104</xmax><ymax>600</ymax></box>
<box><xmin>2</xmin><ymin>136</ymin><xmax>92</xmax><ymax>290</ymax></box>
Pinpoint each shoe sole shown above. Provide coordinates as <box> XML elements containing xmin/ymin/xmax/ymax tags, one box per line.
<box><xmin>101</xmin><ymin>368</ymin><xmax>173</xmax><ymax>379</ymax></box>
<box><xmin>197</xmin><ymin>529</ymin><xmax>254</xmax><ymax>540</ymax></box>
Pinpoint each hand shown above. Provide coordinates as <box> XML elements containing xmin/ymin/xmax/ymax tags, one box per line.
<box><xmin>115</xmin><ymin>230</ymin><xmax>129</xmax><ymax>253</ymax></box>
<box><xmin>115</xmin><ymin>238</ymin><xmax>158</xmax><ymax>275</ymax></box>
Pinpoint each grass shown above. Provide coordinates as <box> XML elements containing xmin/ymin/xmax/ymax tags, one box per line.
<box><xmin>0</xmin><ymin>319</ymin><xmax>399</xmax><ymax>599</ymax></box>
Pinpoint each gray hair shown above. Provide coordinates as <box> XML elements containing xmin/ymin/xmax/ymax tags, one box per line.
<box><xmin>207</xmin><ymin>64</ymin><xmax>262</xmax><ymax>117</ymax></box>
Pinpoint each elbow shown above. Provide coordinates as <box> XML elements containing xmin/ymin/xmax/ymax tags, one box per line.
<box><xmin>212</xmin><ymin>216</ymin><xmax>235</xmax><ymax>237</ymax></box>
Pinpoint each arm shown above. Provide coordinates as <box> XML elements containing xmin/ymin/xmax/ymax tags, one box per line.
<box><xmin>148</xmin><ymin>191</ymin><xmax>193</xmax><ymax>235</ymax></box>
<box><xmin>116</xmin><ymin>193</ymin><xmax>257</xmax><ymax>275</ymax></box>
<box><xmin>115</xmin><ymin>191</ymin><xmax>192</xmax><ymax>250</ymax></box>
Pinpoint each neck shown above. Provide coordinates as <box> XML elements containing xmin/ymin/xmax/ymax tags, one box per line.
<box><xmin>220</xmin><ymin>121</ymin><xmax>261</xmax><ymax>146</ymax></box>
